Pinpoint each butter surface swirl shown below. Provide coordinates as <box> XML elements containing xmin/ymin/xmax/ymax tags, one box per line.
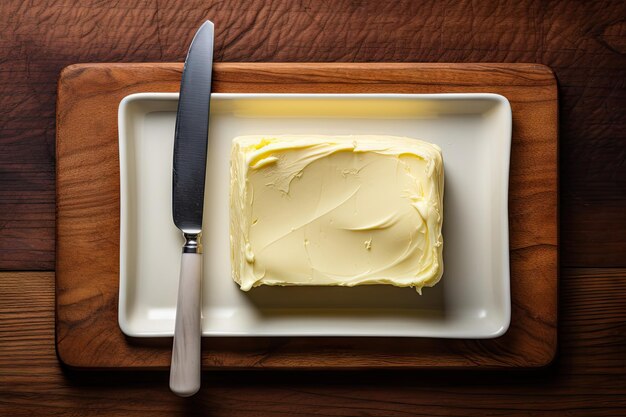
<box><xmin>230</xmin><ymin>135</ymin><xmax>444</xmax><ymax>293</ymax></box>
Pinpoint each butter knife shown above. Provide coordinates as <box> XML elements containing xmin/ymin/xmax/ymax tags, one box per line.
<box><xmin>169</xmin><ymin>20</ymin><xmax>214</xmax><ymax>397</ymax></box>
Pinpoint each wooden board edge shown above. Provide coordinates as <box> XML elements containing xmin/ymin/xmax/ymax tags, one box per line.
<box><xmin>54</xmin><ymin>62</ymin><xmax>559</xmax><ymax>369</ymax></box>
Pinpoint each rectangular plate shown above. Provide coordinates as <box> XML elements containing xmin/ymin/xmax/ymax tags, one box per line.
<box><xmin>118</xmin><ymin>92</ymin><xmax>511</xmax><ymax>338</ymax></box>
<box><xmin>56</xmin><ymin>63</ymin><xmax>557</xmax><ymax>369</ymax></box>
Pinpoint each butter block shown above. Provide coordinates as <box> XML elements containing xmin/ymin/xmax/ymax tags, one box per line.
<box><xmin>230</xmin><ymin>135</ymin><xmax>444</xmax><ymax>293</ymax></box>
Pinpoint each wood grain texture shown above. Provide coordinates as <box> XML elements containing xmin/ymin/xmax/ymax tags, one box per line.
<box><xmin>3</xmin><ymin>269</ymin><xmax>625</xmax><ymax>416</ymax></box>
<box><xmin>1</xmin><ymin>1</ymin><xmax>622</xmax><ymax>414</ymax></box>
<box><xmin>56</xmin><ymin>62</ymin><xmax>557</xmax><ymax>369</ymax></box>
<box><xmin>0</xmin><ymin>0</ymin><xmax>624</xmax><ymax>270</ymax></box>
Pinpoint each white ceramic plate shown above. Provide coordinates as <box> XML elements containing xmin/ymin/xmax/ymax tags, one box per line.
<box><xmin>118</xmin><ymin>93</ymin><xmax>511</xmax><ymax>338</ymax></box>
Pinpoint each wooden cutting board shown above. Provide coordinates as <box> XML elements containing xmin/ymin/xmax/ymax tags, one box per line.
<box><xmin>56</xmin><ymin>63</ymin><xmax>557</xmax><ymax>369</ymax></box>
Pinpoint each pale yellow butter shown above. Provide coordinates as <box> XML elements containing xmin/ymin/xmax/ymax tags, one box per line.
<box><xmin>230</xmin><ymin>135</ymin><xmax>444</xmax><ymax>293</ymax></box>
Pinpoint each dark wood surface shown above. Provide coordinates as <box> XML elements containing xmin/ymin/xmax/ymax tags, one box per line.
<box><xmin>1</xmin><ymin>0</ymin><xmax>626</xmax><ymax>270</ymax></box>
<box><xmin>1</xmin><ymin>0</ymin><xmax>624</xmax><ymax>415</ymax></box>
<box><xmin>55</xmin><ymin>62</ymin><xmax>557</xmax><ymax>369</ymax></box>
<box><xmin>1</xmin><ymin>269</ymin><xmax>625</xmax><ymax>416</ymax></box>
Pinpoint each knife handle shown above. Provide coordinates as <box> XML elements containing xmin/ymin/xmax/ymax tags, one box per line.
<box><xmin>170</xmin><ymin>252</ymin><xmax>202</xmax><ymax>397</ymax></box>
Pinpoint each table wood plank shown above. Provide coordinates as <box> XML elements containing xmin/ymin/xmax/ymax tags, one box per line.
<box><xmin>0</xmin><ymin>0</ymin><xmax>625</xmax><ymax>269</ymax></box>
<box><xmin>2</xmin><ymin>269</ymin><xmax>624</xmax><ymax>416</ymax></box>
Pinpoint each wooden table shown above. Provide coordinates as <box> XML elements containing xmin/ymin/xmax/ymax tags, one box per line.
<box><xmin>1</xmin><ymin>1</ymin><xmax>624</xmax><ymax>415</ymax></box>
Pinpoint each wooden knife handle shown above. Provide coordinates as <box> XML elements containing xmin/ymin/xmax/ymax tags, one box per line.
<box><xmin>170</xmin><ymin>252</ymin><xmax>202</xmax><ymax>397</ymax></box>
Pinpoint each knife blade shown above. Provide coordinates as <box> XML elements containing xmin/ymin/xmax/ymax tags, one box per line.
<box><xmin>169</xmin><ymin>20</ymin><xmax>214</xmax><ymax>397</ymax></box>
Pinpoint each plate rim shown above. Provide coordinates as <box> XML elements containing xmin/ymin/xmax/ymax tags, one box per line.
<box><xmin>117</xmin><ymin>92</ymin><xmax>512</xmax><ymax>339</ymax></box>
